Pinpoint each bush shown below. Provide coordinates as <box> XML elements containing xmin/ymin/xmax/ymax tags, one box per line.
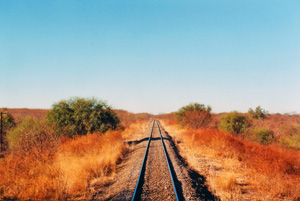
<box><xmin>279</xmin><ymin>135</ymin><xmax>300</xmax><ymax>150</ymax></box>
<box><xmin>248</xmin><ymin>106</ymin><xmax>268</xmax><ymax>119</ymax></box>
<box><xmin>218</xmin><ymin>111</ymin><xmax>250</xmax><ymax>135</ymax></box>
<box><xmin>46</xmin><ymin>97</ymin><xmax>120</xmax><ymax>136</ymax></box>
<box><xmin>252</xmin><ymin>129</ymin><xmax>274</xmax><ymax>145</ymax></box>
<box><xmin>0</xmin><ymin>109</ymin><xmax>15</xmax><ymax>131</ymax></box>
<box><xmin>6</xmin><ymin>117</ymin><xmax>57</xmax><ymax>157</ymax></box>
<box><xmin>175</xmin><ymin>103</ymin><xmax>212</xmax><ymax>129</ymax></box>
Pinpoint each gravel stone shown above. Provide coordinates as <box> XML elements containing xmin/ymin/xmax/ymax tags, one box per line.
<box><xmin>92</xmin><ymin>121</ymin><xmax>217</xmax><ymax>201</ymax></box>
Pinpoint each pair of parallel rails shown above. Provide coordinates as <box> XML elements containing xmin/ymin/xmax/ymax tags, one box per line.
<box><xmin>131</xmin><ymin>120</ymin><xmax>179</xmax><ymax>201</ymax></box>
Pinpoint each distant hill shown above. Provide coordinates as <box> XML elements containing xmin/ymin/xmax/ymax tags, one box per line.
<box><xmin>4</xmin><ymin>108</ymin><xmax>49</xmax><ymax>123</ymax></box>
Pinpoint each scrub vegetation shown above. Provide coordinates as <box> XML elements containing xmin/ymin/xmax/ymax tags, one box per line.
<box><xmin>0</xmin><ymin>108</ymin><xmax>15</xmax><ymax>133</ymax></box>
<box><xmin>175</xmin><ymin>103</ymin><xmax>212</xmax><ymax>129</ymax></box>
<box><xmin>218</xmin><ymin>111</ymin><xmax>250</xmax><ymax>135</ymax></box>
<box><xmin>159</xmin><ymin>103</ymin><xmax>300</xmax><ymax>200</ymax></box>
<box><xmin>46</xmin><ymin>97</ymin><xmax>120</xmax><ymax>136</ymax></box>
<box><xmin>1</xmin><ymin>101</ymin><xmax>300</xmax><ymax>200</ymax></box>
<box><xmin>0</xmin><ymin>98</ymin><xmax>148</xmax><ymax>200</ymax></box>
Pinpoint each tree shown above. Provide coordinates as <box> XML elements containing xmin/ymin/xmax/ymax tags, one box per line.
<box><xmin>0</xmin><ymin>109</ymin><xmax>15</xmax><ymax>131</ymax></box>
<box><xmin>175</xmin><ymin>103</ymin><xmax>212</xmax><ymax>129</ymax></box>
<box><xmin>248</xmin><ymin>106</ymin><xmax>268</xmax><ymax>119</ymax></box>
<box><xmin>46</xmin><ymin>97</ymin><xmax>120</xmax><ymax>136</ymax></box>
<box><xmin>218</xmin><ymin>111</ymin><xmax>250</xmax><ymax>135</ymax></box>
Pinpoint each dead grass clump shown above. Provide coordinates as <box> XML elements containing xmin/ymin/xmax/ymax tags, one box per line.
<box><xmin>162</xmin><ymin>121</ymin><xmax>300</xmax><ymax>200</ymax></box>
<box><xmin>122</xmin><ymin>120</ymin><xmax>148</xmax><ymax>140</ymax></box>
<box><xmin>215</xmin><ymin>172</ymin><xmax>237</xmax><ymax>191</ymax></box>
<box><xmin>0</xmin><ymin>117</ymin><xmax>59</xmax><ymax>200</ymax></box>
<box><xmin>0</xmin><ymin>152</ymin><xmax>58</xmax><ymax>200</ymax></box>
<box><xmin>182</xmin><ymin>129</ymin><xmax>300</xmax><ymax>177</ymax></box>
<box><xmin>0</xmin><ymin>130</ymin><xmax>126</xmax><ymax>200</ymax></box>
<box><xmin>195</xmin><ymin>129</ymin><xmax>300</xmax><ymax>199</ymax></box>
<box><xmin>55</xmin><ymin>131</ymin><xmax>125</xmax><ymax>196</ymax></box>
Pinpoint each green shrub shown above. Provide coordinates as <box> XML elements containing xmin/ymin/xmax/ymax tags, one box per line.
<box><xmin>252</xmin><ymin>129</ymin><xmax>274</xmax><ymax>145</ymax></box>
<box><xmin>46</xmin><ymin>97</ymin><xmax>120</xmax><ymax>136</ymax></box>
<box><xmin>248</xmin><ymin>106</ymin><xmax>268</xmax><ymax>119</ymax></box>
<box><xmin>218</xmin><ymin>111</ymin><xmax>250</xmax><ymax>135</ymax></box>
<box><xmin>279</xmin><ymin>135</ymin><xmax>300</xmax><ymax>150</ymax></box>
<box><xmin>175</xmin><ymin>103</ymin><xmax>212</xmax><ymax>129</ymax></box>
<box><xmin>6</xmin><ymin>117</ymin><xmax>56</xmax><ymax>155</ymax></box>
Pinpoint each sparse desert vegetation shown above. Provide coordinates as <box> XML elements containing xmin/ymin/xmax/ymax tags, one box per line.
<box><xmin>159</xmin><ymin>104</ymin><xmax>300</xmax><ymax>200</ymax></box>
<box><xmin>0</xmin><ymin>98</ymin><xmax>150</xmax><ymax>200</ymax></box>
<box><xmin>0</xmin><ymin>131</ymin><xmax>126</xmax><ymax>200</ymax></box>
<box><xmin>1</xmin><ymin>101</ymin><xmax>300</xmax><ymax>200</ymax></box>
<box><xmin>2</xmin><ymin>1</ymin><xmax>300</xmax><ymax>200</ymax></box>
<box><xmin>175</xmin><ymin>103</ymin><xmax>212</xmax><ymax>129</ymax></box>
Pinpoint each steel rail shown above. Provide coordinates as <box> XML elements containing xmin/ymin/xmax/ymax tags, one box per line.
<box><xmin>131</xmin><ymin>120</ymin><xmax>155</xmax><ymax>201</ymax></box>
<box><xmin>157</xmin><ymin>120</ymin><xmax>180</xmax><ymax>201</ymax></box>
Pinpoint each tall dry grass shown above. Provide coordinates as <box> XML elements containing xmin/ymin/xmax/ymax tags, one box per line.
<box><xmin>162</xmin><ymin>122</ymin><xmax>300</xmax><ymax>200</ymax></box>
<box><xmin>0</xmin><ymin>131</ymin><xmax>126</xmax><ymax>200</ymax></box>
<box><xmin>55</xmin><ymin>131</ymin><xmax>126</xmax><ymax>197</ymax></box>
<box><xmin>121</xmin><ymin>120</ymin><xmax>149</xmax><ymax>140</ymax></box>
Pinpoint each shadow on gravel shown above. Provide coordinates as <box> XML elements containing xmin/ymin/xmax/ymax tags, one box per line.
<box><xmin>126</xmin><ymin>137</ymin><xmax>149</xmax><ymax>146</ymax></box>
<box><xmin>126</xmin><ymin>137</ymin><xmax>169</xmax><ymax>146</ymax></box>
<box><xmin>163</xmin><ymin>130</ymin><xmax>218</xmax><ymax>201</ymax></box>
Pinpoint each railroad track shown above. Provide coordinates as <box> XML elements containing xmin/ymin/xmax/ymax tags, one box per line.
<box><xmin>131</xmin><ymin>120</ymin><xmax>180</xmax><ymax>201</ymax></box>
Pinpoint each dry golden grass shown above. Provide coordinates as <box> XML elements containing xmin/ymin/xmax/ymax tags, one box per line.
<box><xmin>215</xmin><ymin>172</ymin><xmax>237</xmax><ymax>191</ymax></box>
<box><xmin>54</xmin><ymin>131</ymin><xmax>125</xmax><ymax>197</ymax></box>
<box><xmin>0</xmin><ymin>130</ymin><xmax>127</xmax><ymax>200</ymax></box>
<box><xmin>0</xmin><ymin>152</ymin><xmax>57</xmax><ymax>200</ymax></box>
<box><xmin>161</xmin><ymin>121</ymin><xmax>300</xmax><ymax>200</ymax></box>
<box><xmin>122</xmin><ymin>120</ymin><xmax>149</xmax><ymax>139</ymax></box>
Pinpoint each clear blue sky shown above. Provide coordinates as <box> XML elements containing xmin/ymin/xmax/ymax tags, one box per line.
<box><xmin>1</xmin><ymin>0</ymin><xmax>300</xmax><ymax>114</ymax></box>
